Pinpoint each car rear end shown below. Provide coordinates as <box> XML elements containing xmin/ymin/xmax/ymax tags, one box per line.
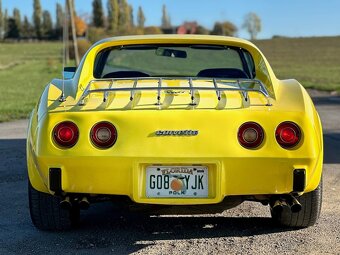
<box><xmin>27</xmin><ymin>35</ymin><xmax>323</xmax><ymax>230</ymax></box>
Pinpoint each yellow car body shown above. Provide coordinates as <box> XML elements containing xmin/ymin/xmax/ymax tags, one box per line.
<box><xmin>27</xmin><ymin>35</ymin><xmax>323</xmax><ymax>230</ymax></box>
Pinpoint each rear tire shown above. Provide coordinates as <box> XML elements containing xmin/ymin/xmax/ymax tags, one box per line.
<box><xmin>28</xmin><ymin>181</ymin><xmax>79</xmax><ymax>231</ymax></box>
<box><xmin>271</xmin><ymin>179</ymin><xmax>322</xmax><ymax>228</ymax></box>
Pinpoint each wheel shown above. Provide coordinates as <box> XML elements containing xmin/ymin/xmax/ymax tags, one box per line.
<box><xmin>271</xmin><ymin>178</ymin><xmax>322</xmax><ymax>228</ymax></box>
<box><xmin>28</xmin><ymin>181</ymin><xmax>80</xmax><ymax>231</ymax></box>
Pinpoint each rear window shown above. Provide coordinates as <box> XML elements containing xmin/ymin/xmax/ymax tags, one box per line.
<box><xmin>94</xmin><ymin>44</ymin><xmax>253</xmax><ymax>79</ymax></box>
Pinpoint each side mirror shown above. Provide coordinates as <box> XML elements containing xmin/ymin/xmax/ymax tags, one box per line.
<box><xmin>63</xmin><ymin>67</ymin><xmax>77</xmax><ymax>80</ymax></box>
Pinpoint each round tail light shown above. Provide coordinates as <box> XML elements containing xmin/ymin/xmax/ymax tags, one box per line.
<box><xmin>90</xmin><ymin>122</ymin><xmax>117</xmax><ymax>148</ymax></box>
<box><xmin>275</xmin><ymin>122</ymin><xmax>301</xmax><ymax>148</ymax></box>
<box><xmin>53</xmin><ymin>121</ymin><xmax>79</xmax><ymax>148</ymax></box>
<box><xmin>238</xmin><ymin>122</ymin><xmax>264</xmax><ymax>149</ymax></box>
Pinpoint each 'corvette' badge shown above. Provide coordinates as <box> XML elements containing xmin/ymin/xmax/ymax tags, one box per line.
<box><xmin>155</xmin><ymin>130</ymin><xmax>198</xmax><ymax>136</ymax></box>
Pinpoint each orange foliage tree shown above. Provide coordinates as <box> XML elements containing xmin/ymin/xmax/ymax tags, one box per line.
<box><xmin>75</xmin><ymin>16</ymin><xmax>87</xmax><ymax>37</ymax></box>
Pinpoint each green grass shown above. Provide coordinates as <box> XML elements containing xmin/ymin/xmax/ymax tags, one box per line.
<box><xmin>0</xmin><ymin>36</ymin><xmax>339</xmax><ymax>122</ymax></box>
<box><xmin>255</xmin><ymin>36</ymin><xmax>340</xmax><ymax>91</ymax></box>
<box><xmin>0</xmin><ymin>42</ymin><xmax>62</xmax><ymax>122</ymax></box>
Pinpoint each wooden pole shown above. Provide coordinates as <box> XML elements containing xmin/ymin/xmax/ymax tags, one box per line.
<box><xmin>67</xmin><ymin>0</ymin><xmax>79</xmax><ymax>66</ymax></box>
<box><xmin>64</xmin><ymin>0</ymin><xmax>69</xmax><ymax>65</ymax></box>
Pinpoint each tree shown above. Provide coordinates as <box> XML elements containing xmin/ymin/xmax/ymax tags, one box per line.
<box><xmin>22</xmin><ymin>16</ymin><xmax>33</xmax><ymax>38</ymax></box>
<box><xmin>195</xmin><ymin>25</ymin><xmax>209</xmax><ymax>35</ymax></box>
<box><xmin>33</xmin><ymin>0</ymin><xmax>42</xmax><ymax>39</ymax></box>
<box><xmin>3</xmin><ymin>8</ymin><xmax>7</xmax><ymax>38</ymax></box>
<box><xmin>161</xmin><ymin>4</ymin><xmax>171</xmax><ymax>28</ymax></box>
<box><xmin>92</xmin><ymin>0</ymin><xmax>104</xmax><ymax>27</ymax></box>
<box><xmin>137</xmin><ymin>6</ymin><xmax>145</xmax><ymax>29</ymax></box>
<box><xmin>0</xmin><ymin>0</ymin><xmax>3</xmax><ymax>39</ymax></box>
<box><xmin>128</xmin><ymin>4</ymin><xmax>133</xmax><ymax>28</ymax></box>
<box><xmin>75</xmin><ymin>16</ymin><xmax>87</xmax><ymax>36</ymax></box>
<box><xmin>42</xmin><ymin>10</ymin><xmax>53</xmax><ymax>38</ymax></box>
<box><xmin>243</xmin><ymin>12</ymin><xmax>261</xmax><ymax>40</ymax></box>
<box><xmin>118</xmin><ymin>0</ymin><xmax>128</xmax><ymax>31</ymax></box>
<box><xmin>13</xmin><ymin>8</ymin><xmax>21</xmax><ymax>36</ymax></box>
<box><xmin>6</xmin><ymin>18</ymin><xmax>19</xmax><ymax>38</ymax></box>
<box><xmin>55</xmin><ymin>3</ymin><xmax>63</xmax><ymax>39</ymax></box>
<box><xmin>211</xmin><ymin>21</ymin><xmax>237</xmax><ymax>36</ymax></box>
<box><xmin>107</xmin><ymin>0</ymin><xmax>119</xmax><ymax>33</ymax></box>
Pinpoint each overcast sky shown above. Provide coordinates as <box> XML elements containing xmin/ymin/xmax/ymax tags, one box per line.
<box><xmin>2</xmin><ymin>0</ymin><xmax>340</xmax><ymax>39</ymax></box>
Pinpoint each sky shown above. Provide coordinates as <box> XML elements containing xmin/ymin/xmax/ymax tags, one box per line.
<box><xmin>2</xmin><ymin>0</ymin><xmax>340</xmax><ymax>39</ymax></box>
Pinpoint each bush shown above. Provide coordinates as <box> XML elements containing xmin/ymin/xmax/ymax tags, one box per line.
<box><xmin>144</xmin><ymin>26</ymin><xmax>163</xmax><ymax>35</ymax></box>
<box><xmin>87</xmin><ymin>27</ymin><xmax>108</xmax><ymax>43</ymax></box>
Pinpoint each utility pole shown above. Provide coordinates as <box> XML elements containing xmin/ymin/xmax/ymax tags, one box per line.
<box><xmin>64</xmin><ymin>0</ymin><xmax>69</xmax><ymax>64</ymax></box>
<box><xmin>67</xmin><ymin>0</ymin><xmax>79</xmax><ymax>66</ymax></box>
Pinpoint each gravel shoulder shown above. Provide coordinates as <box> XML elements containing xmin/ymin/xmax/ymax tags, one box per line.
<box><xmin>0</xmin><ymin>90</ymin><xmax>339</xmax><ymax>255</ymax></box>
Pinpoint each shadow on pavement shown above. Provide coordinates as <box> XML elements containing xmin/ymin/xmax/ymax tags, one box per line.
<box><xmin>311</xmin><ymin>95</ymin><xmax>340</xmax><ymax>106</ymax></box>
<box><xmin>324</xmin><ymin>133</ymin><xmax>340</xmax><ymax>164</ymax></box>
<box><xmin>14</xmin><ymin>202</ymin><xmax>293</xmax><ymax>255</ymax></box>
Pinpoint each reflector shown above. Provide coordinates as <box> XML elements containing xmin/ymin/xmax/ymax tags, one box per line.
<box><xmin>91</xmin><ymin>122</ymin><xmax>117</xmax><ymax>148</ymax></box>
<box><xmin>238</xmin><ymin>122</ymin><xmax>264</xmax><ymax>148</ymax></box>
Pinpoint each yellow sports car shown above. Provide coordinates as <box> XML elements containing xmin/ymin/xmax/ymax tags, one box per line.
<box><xmin>27</xmin><ymin>35</ymin><xmax>323</xmax><ymax>231</ymax></box>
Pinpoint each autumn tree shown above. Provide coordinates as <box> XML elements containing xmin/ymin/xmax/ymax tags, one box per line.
<box><xmin>55</xmin><ymin>3</ymin><xmax>63</xmax><ymax>39</ymax></box>
<box><xmin>107</xmin><ymin>0</ymin><xmax>119</xmax><ymax>33</ymax></box>
<box><xmin>137</xmin><ymin>6</ymin><xmax>145</xmax><ymax>29</ymax></box>
<box><xmin>42</xmin><ymin>10</ymin><xmax>53</xmax><ymax>38</ymax></box>
<box><xmin>211</xmin><ymin>21</ymin><xmax>237</xmax><ymax>36</ymax></box>
<box><xmin>75</xmin><ymin>16</ymin><xmax>87</xmax><ymax>36</ymax></box>
<box><xmin>161</xmin><ymin>4</ymin><xmax>171</xmax><ymax>28</ymax></box>
<box><xmin>92</xmin><ymin>0</ymin><xmax>104</xmax><ymax>27</ymax></box>
<box><xmin>243</xmin><ymin>12</ymin><xmax>261</xmax><ymax>40</ymax></box>
<box><xmin>33</xmin><ymin>0</ymin><xmax>42</xmax><ymax>39</ymax></box>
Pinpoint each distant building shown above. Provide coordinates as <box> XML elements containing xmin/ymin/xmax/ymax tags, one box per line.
<box><xmin>177</xmin><ymin>22</ymin><xmax>198</xmax><ymax>34</ymax></box>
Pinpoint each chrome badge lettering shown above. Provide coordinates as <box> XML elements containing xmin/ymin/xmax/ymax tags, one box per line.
<box><xmin>155</xmin><ymin>130</ymin><xmax>199</xmax><ymax>136</ymax></box>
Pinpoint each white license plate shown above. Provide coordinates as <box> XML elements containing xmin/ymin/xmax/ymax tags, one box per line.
<box><xmin>146</xmin><ymin>166</ymin><xmax>208</xmax><ymax>198</ymax></box>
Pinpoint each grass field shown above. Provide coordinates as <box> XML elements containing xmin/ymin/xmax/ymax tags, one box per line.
<box><xmin>0</xmin><ymin>42</ymin><xmax>62</xmax><ymax>121</ymax></box>
<box><xmin>255</xmin><ymin>36</ymin><xmax>340</xmax><ymax>91</ymax></box>
<box><xmin>0</xmin><ymin>36</ymin><xmax>339</xmax><ymax>122</ymax></box>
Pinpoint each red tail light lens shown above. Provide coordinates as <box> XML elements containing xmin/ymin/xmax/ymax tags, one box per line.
<box><xmin>238</xmin><ymin>122</ymin><xmax>264</xmax><ymax>148</ymax></box>
<box><xmin>275</xmin><ymin>122</ymin><xmax>301</xmax><ymax>148</ymax></box>
<box><xmin>53</xmin><ymin>121</ymin><xmax>79</xmax><ymax>148</ymax></box>
<box><xmin>90</xmin><ymin>122</ymin><xmax>117</xmax><ymax>148</ymax></box>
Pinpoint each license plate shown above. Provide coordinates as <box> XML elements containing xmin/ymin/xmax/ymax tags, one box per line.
<box><xmin>146</xmin><ymin>166</ymin><xmax>208</xmax><ymax>198</ymax></box>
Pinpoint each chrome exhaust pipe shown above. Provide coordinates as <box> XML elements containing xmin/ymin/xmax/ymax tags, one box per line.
<box><xmin>272</xmin><ymin>200</ymin><xmax>284</xmax><ymax>214</ymax></box>
<box><xmin>288</xmin><ymin>196</ymin><xmax>302</xmax><ymax>213</ymax></box>
<box><xmin>78</xmin><ymin>196</ymin><xmax>90</xmax><ymax>210</ymax></box>
<box><xmin>60</xmin><ymin>196</ymin><xmax>72</xmax><ymax>209</ymax></box>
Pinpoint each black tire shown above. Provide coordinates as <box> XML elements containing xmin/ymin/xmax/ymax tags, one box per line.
<box><xmin>28</xmin><ymin>181</ymin><xmax>79</xmax><ymax>231</ymax></box>
<box><xmin>271</xmin><ymin>178</ymin><xmax>322</xmax><ymax>228</ymax></box>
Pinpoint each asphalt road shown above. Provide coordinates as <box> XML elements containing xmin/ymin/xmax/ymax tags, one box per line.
<box><xmin>0</xmin><ymin>90</ymin><xmax>339</xmax><ymax>255</ymax></box>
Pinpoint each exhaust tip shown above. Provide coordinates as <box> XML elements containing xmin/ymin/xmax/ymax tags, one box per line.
<box><xmin>289</xmin><ymin>196</ymin><xmax>302</xmax><ymax>213</ymax></box>
<box><xmin>78</xmin><ymin>197</ymin><xmax>90</xmax><ymax>210</ymax></box>
<box><xmin>272</xmin><ymin>200</ymin><xmax>284</xmax><ymax>214</ymax></box>
<box><xmin>60</xmin><ymin>197</ymin><xmax>72</xmax><ymax>210</ymax></box>
<box><xmin>290</xmin><ymin>203</ymin><xmax>302</xmax><ymax>213</ymax></box>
